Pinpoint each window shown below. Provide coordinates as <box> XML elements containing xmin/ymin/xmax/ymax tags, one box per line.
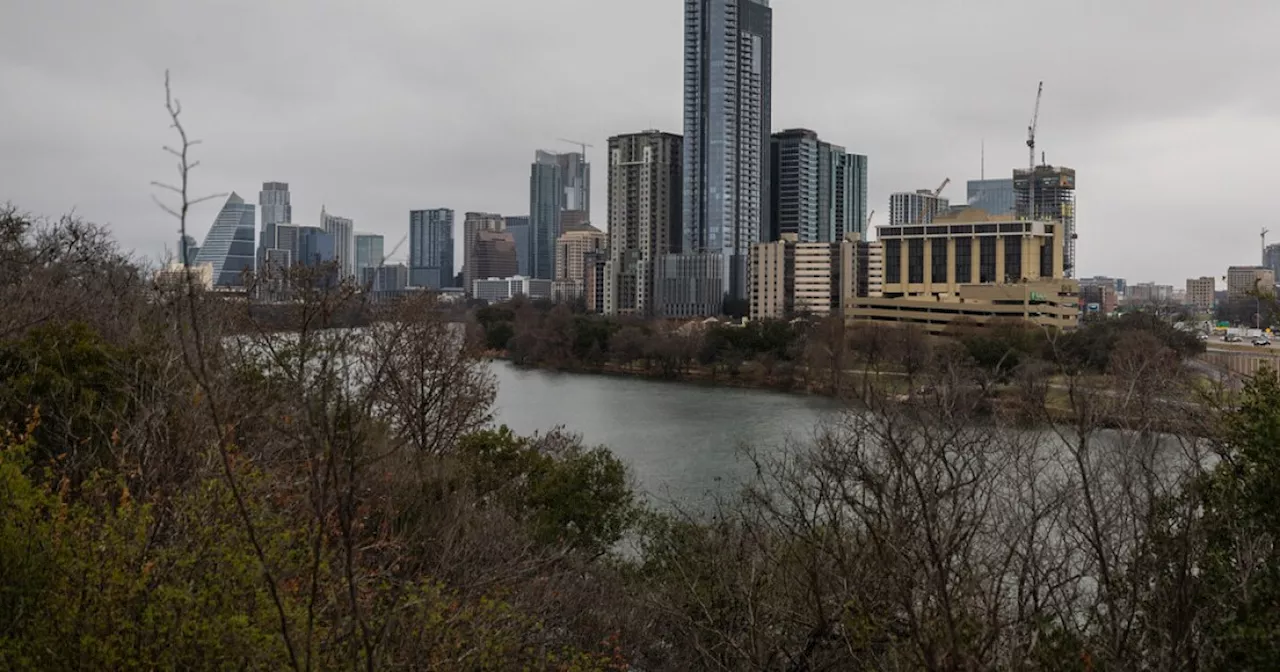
<box><xmin>955</xmin><ymin>238</ymin><xmax>972</xmax><ymax>284</ymax></box>
<box><xmin>1040</xmin><ymin>239</ymin><xmax>1054</xmax><ymax>278</ymax></box>
<box><xmin>908</xmin><ymin>239</ymin><xmax>924</xmax><ymax>283</ymax></box>
<box><xmin>979</xmin><ymin>238</ymin><xmax>997</xmax><ymax>283</ymax></box>
<box><xmin>1004</xmin><ymin>236</ymin><xmax>1022</xmax><ymax>282</ymax></box>
<box><xmin>932</xmin><ymin>238</ymin><xmax>948</xmax><ymax>283</ymax></box>
<box><xmin>885</xmin><ymin>239</ymin><xmax>901</xmax><ymax>284</ymax></box>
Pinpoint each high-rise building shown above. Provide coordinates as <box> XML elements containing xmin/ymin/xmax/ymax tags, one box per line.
<box><xmin>770</xmin><ymin>129</ymin><xmax>867</xmax><ymax>243</ymax></box>
<box><xmin>194</xmin><ymin>192</ymin><xmax>257</xmax><ymax>287</ymax></box>
<box><xmin>605</xmin><ymin>131</ymin><xmax>683</xmax><ymax>316</ymax></box>
<box><xmin>296</xmin><ymin>226</ymin><xmax>336</xmax><ymax>268</ymax></box>
<box><xmin>1014</xmin><ymin>164</ymin><xmax>1076</xmax><ymax>277</ymax></box>
<box><xmin>857</xmin><ymin>240</ymin><xmax>883</xmax><ymax>299</ymax></box>
<box><xmin>504</xmin><ymin>216</ymin><xmax>531</xmax><ymax>277</ymax></box>
<box><xmin>557</xmin><ymin>151</ymin><xmax>590</xmax><ymax>214</ymax></box>
<box><xmin>1128</xmin><ymin>283</ymin><xmax>1174</xmax><ymax>304</ymax></box>
<box><xmin>470</xmin><ymin>229</ymin><xmax>520</xmax><ymax>293</ymax></box>
<box><xmin>257</xmin><ymin>182</ymin><xmax>292</xmax><ymax>267</ymax></box>
<box><xmin>889</xmin><ymin>190</ymin><xmax>949</xmax><ymax>225</ymax></box>
<box><xmin>1186</xmin><ymin>277</ymin><xmax>1216</xmax><ymax>312</ymax></box>
<box><xmin>320</xmin><ymin>207</ymin><xmax>356</xmax><ymax>279</ymax></box>
<box><xmin>355</xmin><ymin>234</ymin><xmax>385</xmax><ymax>283</ymax></box>
<box><xmin>584</xmin><ymin>250</ymin><xmax>608</xmax><ymax>314</ymax></box>
<box><xmin>1227</xmin><ymin>266</ymin><xmax>1275</xmax><ymax>299</ymax></box>
<box><xmin>530</xmin><ymin>151</ymin><xmax>564</xmax><ymax>280</ymax></box>
<box><xmin>1264</xmin><ymin>243</ymin><xmax>1280</xmax><ymax>279</ymax></box>
<box><xmin>409</xmin><ymin>209</ymin><xmax>455</xmax><ymax>289</ymax></box>
<box><xmin>554</xmin><ymin>225</ymin><xmax>607</xmax><ymax>300</ymax></box>
<box><xmin>966</xmin><ymin>178</ymin><xmax>1015</xmax><ymax>217</ymax></box>
<box><xmin>681</xmin><ymin>0</ymin><xmax>773</xmax><ymax>304</ymax></box>
<box><xmin>463</xmin><ymin>212</ymin><xmax>505</xmax><ymax>294</ymax></box>
<box><xmin>749</xmin><ymin>233</ymin><xmax>859</xmax><ymax>320</ymax></box>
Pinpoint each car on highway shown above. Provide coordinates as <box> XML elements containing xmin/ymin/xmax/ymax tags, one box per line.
<box><xmin>1225</xmin><ymin>334</ymin><xmax>1243</xmax><ymax>343</ymax></box>
<box><xmin>1253</xmin><ymin>336</ymin><xmax>1272</xmax><ymax>347</ymax></box>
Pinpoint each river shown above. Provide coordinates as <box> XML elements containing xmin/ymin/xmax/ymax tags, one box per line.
<box><xmin>488</xmin><ymin>360</ymin><xmax>844</xmax><ymax>505</ymax></box>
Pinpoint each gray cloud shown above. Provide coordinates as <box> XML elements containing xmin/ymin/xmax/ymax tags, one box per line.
<box><xmin>2</xmin><ymin>0</ymin><xmax>1278</xmax><ymax>284</ymax></box>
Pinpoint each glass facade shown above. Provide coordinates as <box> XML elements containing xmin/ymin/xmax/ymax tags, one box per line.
<box><xmin>355</xmin><ymin>234</ymin><xmax>384</xmax><ymax>282</ymax></box>
<box><xmin>955</xmin><ymin>237</ymin><xmax>972</xmax><ymax>284</ymax></box>
<box><xmin>530</xmin><ymin>151</ymin><xmax>563</xmax><ymax>280</ymax></box>
<box><xmin>931</xmin><ymin>238</ymin><xmax>947</xmax><ymax>283</ymax></box>
<box><xmin>1004</xmin><ymin>236</ymin><xmax>1022</xmax><ymax>282</ymax></box>
<box><xmin>966</xmin><ymin>178</ymin><xmax>1015</xmax><ymax>216</ymax></box>
<box><xmin>409</xmin><ymin>209</ymin><xmax>455</xmax><ymax>289</ymax></box>
<box><xmin>194</xmin><ymin>193</ymin><xmax>256</xmax><ymax>287</ymax></box>
<box><xmin>505</xmin><ymin>216</ymin><xmax>531</xmax><ymax>278</ymax></box>
<box><xmin>683</xmin><ymin>0</ymin><xmax>772</xmax><ymax>302</ymax></box>
<box><xmin>884</xmin><ymin>239</ymin><xmax>901</xmax><ymax>285</ymax></box>
<box><xmin>979</xmin><ymin>238</ymin><xmax>997</xmax><ymax>283</ymax></box>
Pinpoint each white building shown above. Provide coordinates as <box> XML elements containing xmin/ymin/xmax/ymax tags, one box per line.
<box><xmin>320</xmin><ymin>207</ymin><xmax>356</xmax><ymax>279</ymax></box>
<box><xmin>472</xmin><ymin>275</ymin><xmax>554</xmax><ymax>303</ymax></box>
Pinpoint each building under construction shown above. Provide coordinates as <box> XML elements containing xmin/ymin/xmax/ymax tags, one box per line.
<box><xmin>1014</xmin><ymin>164</ymin><xmax>1076</xmax><ymax>277</ymax></box>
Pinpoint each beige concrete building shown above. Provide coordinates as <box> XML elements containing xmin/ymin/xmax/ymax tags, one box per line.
<box><xmin>155</xmin><ymin>262</ymin><xmax>214</xmax><ymax>291</ymax></box>
<box><xmin>749</xmin><ymin>233</ymin><xmax>858</xmax><ymax>320</ymax></box>
<box><xmin>847</xmin><ymin>208</ymin><xmax>1079</xmax><ymax>332</ymax></box>
<box><xmin>604</xmin><ymin>131</ymin><xmax>683</xmax><ymax>316</ymax></box>
<box><xmin>859</xmin><ymin>240</ymin><xmax>883</xmax><ymax>298</ymax></box>
<box><xmin>1227</xmin><ymin>266</ymin><xmax>1275</xmax><ymax>299</ymax></box>
<box><xmin>1186</xmin><ymin>276</ymin><xmax>1215</xmax><ymax>313</ymax></box>
<box><xmin>554</xmin><ymin>225</ymin><xmax>606</xmax><ymax>300</ymax></box>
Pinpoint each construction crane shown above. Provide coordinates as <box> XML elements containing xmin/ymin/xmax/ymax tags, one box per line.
<box><xmin>1027</xmin><ymin>82</ymin><xmax>1043</xmax><ymax>220</ymax></box>
<box><xmin>934</xmin><ymin>178</ymin><xmax>951</xmax><ymax>198</ymax></box>
<box><xmin>382</xmin><ymin>234</ymin><xmax>408</xmax><ymax>266</ymax></box>
<box><xmin>866</xmin><ymin>209</ymin><xmax>875</xmax><ymax>229</ymax></box>
<box><xmin>556</xmin><ymin>138</ymin><xmax>595</xmax><ymax>158</ymax></box>
<box><xmin>1263</xmin><ymin>228</ymin><xmax>1271</xmax><ymax>265</ymax></box>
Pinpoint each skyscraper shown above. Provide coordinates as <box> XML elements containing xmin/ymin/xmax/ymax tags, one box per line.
<box><xmin>470</xmin><ymin>230</ymin><xmax>519</xmax><ymax>290</ymax></box>
<box><xmin>1014</xmin><ymin>164</ymin><xmax>1076</xmax><ymax>277</ymax></box>
<box><xmin>355</xmin><ymin>233</ymin><xmax>385</xmax><ymax>282</ymax></box>
<box><xmin>605</xmin><ymin>131</ymin><xmax>683</xmax><ymax>316</ymax></box>
<box><xmin>257</xmin><ymin>182</ymin><xmax>291</xmax><ymax>267</ymax></box>
<box><xmin>505</xmin><ymin>216</ymin><xmax>531</xmax><ymax>277</ymax></box>
<box><xmin>681</xmin><ymin>0</ymin><xmax>773</xmax><ymax>304</ymax></box>
<box><xmin>409</xmin><ymin>209</ymin><xmax>455</xmax><ymax>289</ymax></box>
<box><xmin>463</xmin><ymin>212</ymin><xmax>506</xmax><ymax>294</ymax></box>
<box><xmin>889</xmin><ymin>190</ymin><xmax>949</xmax><ymax>225</ymax></box>
<box><xmin>194</xmin><ymin>192</ymin><xmax>256</xmax><ymax>287</ymax></box>
<box><xmin>557</xmin><ymin>152</ymin><xmax>590</xmax><ymax>214</ymax></box>
<box><xmin>770</xmin><ymin>129</ymin><xmax>867</xmax><ymax>243</ymax></box>
<box><xmin>530</xmin><ymin>151</ymin><xmax>563</xmax><ymax>280</ymax></box>
<box><xmin>966</xmin><ymin>178</ymin><xmax>1015</xmax><ymax>216</ymax></box>
<box><xmin>320</xmin><ymin>207</ymin><xmax>356</xmax><ymax>279</ymax></box>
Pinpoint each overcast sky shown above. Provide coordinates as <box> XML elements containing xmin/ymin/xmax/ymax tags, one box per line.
<box><xmin>3</xmin><ymin>0</ymin><xmax>1279</xmax><ymax>285</ymax></box>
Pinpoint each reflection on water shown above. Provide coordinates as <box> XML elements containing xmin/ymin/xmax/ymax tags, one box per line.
<box><xmin>488</xmin><ymin>360</ymin><xmax>843</xmax><ymax>505</ymax></box>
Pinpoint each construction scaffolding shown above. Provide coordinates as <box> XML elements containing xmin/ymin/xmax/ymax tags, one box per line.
<box><xmin>1014</xmin><ymin>165</ymin><xmax>1076</xmax><ymax>278</ymax></box>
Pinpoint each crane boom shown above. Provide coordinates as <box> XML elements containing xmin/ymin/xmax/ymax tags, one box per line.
<box><xmin>1026</xmin><ymin>81</ymin><xmax>1043</xmax><ymax>220</ymax></box>
<box><xmin>556</xmin><ymin>138</ymin><xmax>594</xmax><ymax>158</ymax></box>
<box><xmin>382</xmin><ymin>234</ymin><xmax>408</xmax><ymax>266</ymax></box>
<box><xmin>934</xmin><ymin>177</ymin><xmax>950</xmax><ymax>197</ymax></box>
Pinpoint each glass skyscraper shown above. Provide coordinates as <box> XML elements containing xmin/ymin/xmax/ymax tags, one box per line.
<box><xmin>505</xmin><ymin>216</ymin><xmax>531</xmax><ymax>277</ymax></box>
<box><xmin>530</xmin><ymin>151</ymin><xmax>563</xmax><ymax>280</ymax></box>
<box><xmin>682</xmin><ymin>0</ymin><xmax>772</xmax><ymax>302</ymax></box>
<box><xmin>967</xmin><ymin>178</ymin><xmax>1015</xmax><ymax>216</ymax></box>
<box><xmin>257</xmin><ymin>182</ymin><xmax>291</xmax><ymax>267</ymax></box>
<box><xmin>195</xmin><ymin>192</ymin><xmax>256</xmax><ymax>287</ymax></box>
<box><xmin>770</xmin><ymin>129</ymin><xmax>867</xmax><ymax>243</ymax></box>
<box><xmin>409</xmin><ymin>208</ymin><xmax>455</xmax><ymax>289</ymax></box>
<box><xmin>354</xmin><ymin>233</ymin><xmax>384</xmax><ymax>282</ymax></box>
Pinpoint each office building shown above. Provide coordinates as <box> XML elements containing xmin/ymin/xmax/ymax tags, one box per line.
<box><xmin>1080</xmin><ymin>276</ymin><xmax>1126</xmax><ymax>299</ymax></box>
<box><xmin>554</xmin><ymin>225</ymin><xmax>606</xmax><ymax>300</ymax></box>
<box><xmin>682</xmin><ymin>0</ymin><xmax>773</xmax><ymax>304</ymax></box>
<box><xmin>1128</xmin><ymin>283</ymin><xmax>1174</xmax><ymax>304</ymax></box>
<box><xmin>530</xmin><ymin>151</ymin><xmax>564</xmax><ymax>280</ymax></box>
<box><xmin>604</xmin><ymin>130</ymin><xmax>683</xmax><ymax>316</ymax></box>
<box><xmin>966</xmin><ymin>178</ymin><xmax>1015</xmax><ymax>217</ymax></box>
<box><xmin>320</xmin><ymin>207</ymin><xmax>355</xmax><ymax>279</ymax></box>
<box><xmin>355</xmin><ymin>234</ymin><xmax>384</xmax><ymax>283</ymax></box>
<box><xmin>1014</xmin><ymin>164</ymin><xmax>1076</xmax><ymax>277</ymax></box>
<box><xmin>1227</xmin><ymin>266</ymin><xmax>1275</xmax><ymax>299</ymax></box>
<box><xmin>154</xmin><ymin>262</ymin><xmax>215</xmax><ymax>291</ymax></box>
<box><xmin>472</xmin><ymin>276</ymin><xmax>554</xmax><ymax>303</ymax></box>
<box><xmin>656</xmin><ymin>253</ymin><xmax>726</xmax><ymax>318</ymax></box>
<box><xmin>847</xmin><ymin>208</ymin><xmax>1078</xmax><ymax>332</ymax></box>
<box><xmin>561</xmin><ymin>209</ymin><xmax>592</xmax><ymax>232</ymax></box>
<box><xmin>471</xmin><ymin>229</ymin><xmax>519</xmax><ymax>285</ymax></box>
<box><xmin>558</xmin><ymin>152</ymin><xmax>590</xmax><ymax>214</ymax></box>
<box><xmin>1265</xmin><ymin>243</ymin><xmax>1280</xmax><ymax>279</ymax></box>
<box><xmin>1186</xmin><ymin>277</ymin><xmax>1216</xmax><ymax>313</ymax></box>
<box><xmin>505</xmin><ymin>216</ymin><xmax>531</xmax><ymax>277</ymax></box>
<box><xmin>770</xmin><ymin>129</ymin><xmax>867</xmax><ymax>243</ymax></box>
<box><xmin>462</xmin><ymin>212</ymin><xmax>505</xmax><ymax>293</ymax></box>
<box><xmin>409</xmin><ymin>209</ymin><xmax>455</xmax><ymax>289</ymax></box>
<box><xmin>1080</xmin><ymin>283</ymin><xmax>1118</xmax><ymax>315</ymax></box>
<box><xmin>889</xmin><ymin>190</ymin><xmax>949</xmax><ymax>225</ymax></box>
<box><xmin>194</xmin><ymin>192</ymin><xmax>257</xmax><ymax>287</ymax></box>
<box><xmin>749</xmin><ymin>233</ymin><xmax>859</xmax><ymax>320</ymax></box>
<box><xmin>360</xmin><ymin>264</ymin><xmax>411</xmax><ymax>293</ymax></box>
<box><xmin>257</xmin><ymin>182</ymin><xmax>292</xmax><ymax>268</ymax></box>
<box><xmin>296</xmin><ymin>226</ymin><xmax>336</xmax><ymax>268</ymax></box>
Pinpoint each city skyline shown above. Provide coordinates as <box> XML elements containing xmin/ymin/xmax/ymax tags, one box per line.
<box><xmin>4</xmin><ymin>0</ymin><xmax>1280</xmax><ymax>284</ymax></box>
